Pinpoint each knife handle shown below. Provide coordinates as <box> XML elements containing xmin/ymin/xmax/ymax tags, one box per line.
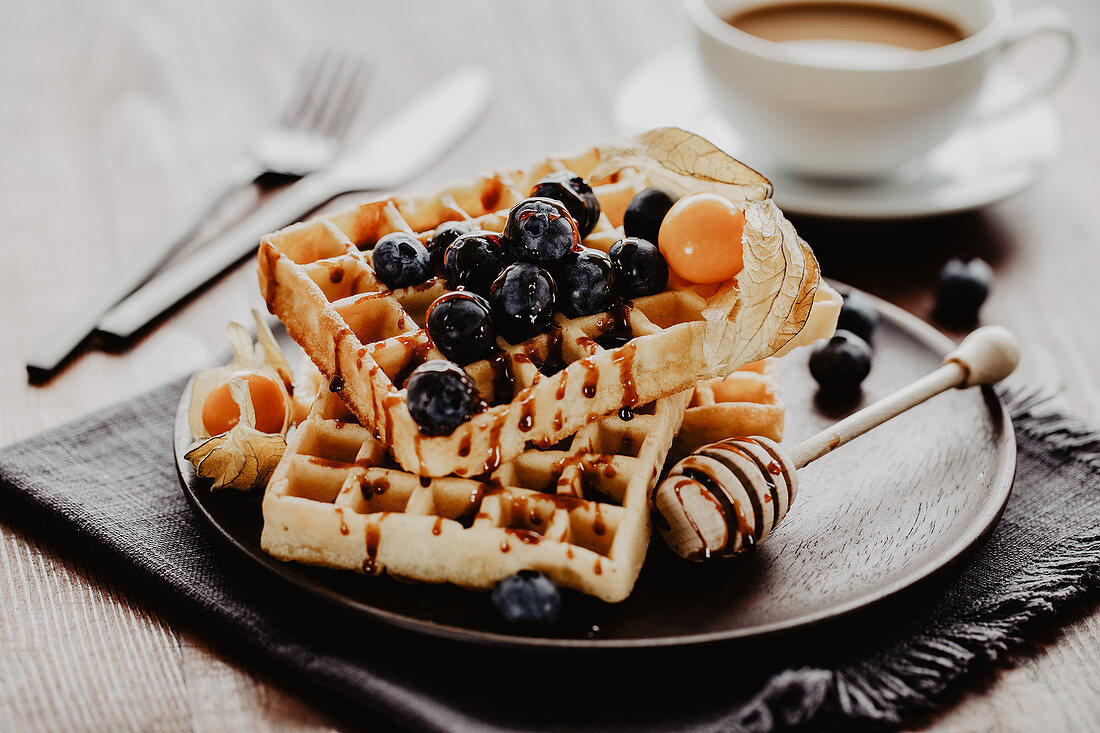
<box><xmin>96</xmin><ymin>173</ymin><xmax>339</xmax><ymax>339</ymax></box>
<box><xmin>26</xmin><ymin>164</ymin><xmax>262</xmax><ymax>374</ymax></box>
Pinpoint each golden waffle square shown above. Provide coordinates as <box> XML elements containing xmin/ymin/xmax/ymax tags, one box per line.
<box><xmin>258</xmin><ymin>128</ymin><xmax>839</xmax><ymax>478</ymax></box>
<box><xmin>261</xmin><ymin>384</ymin><xmax>690</xmax><ymax>603</ymax></box>
<box><xmin>672</xmin><ymin>358</ymin><xmax>784</xmax><ymax>463</ymax></box>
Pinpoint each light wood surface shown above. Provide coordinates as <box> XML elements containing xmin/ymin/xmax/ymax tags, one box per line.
<box><xmin>1</xmin><ymin>1</ymin><xmax>1097</xmax><ymax>730</ymax></box>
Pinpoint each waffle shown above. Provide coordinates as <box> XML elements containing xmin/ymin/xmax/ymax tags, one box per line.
<box><xmin>262</xmin><ymin>382</ymin><xmax>690</xmax><ymax>603</ymax></box>
<box><xmin>258</xmin><ymin>127</ymin><xmax>839</xmax><ymax>477</ymax></box>
<box><xmin>672</xmin><ymin>358</ymin><xmax>784</xmax><ymax>463</ymax></box>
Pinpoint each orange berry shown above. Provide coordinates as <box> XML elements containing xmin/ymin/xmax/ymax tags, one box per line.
<box><xmin>657</xmin><ymin>193</ymin><xmax>745</xmax><ymax>284</ymax></box>
<box><xmin>202</xmin><ymin>370</ymin><xmax>286</xmax><ymax>435</ymax></box>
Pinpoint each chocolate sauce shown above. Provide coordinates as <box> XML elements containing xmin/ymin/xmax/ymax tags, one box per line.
<box><xmin>618</xmin><ymin>407</ymin><xmax>635</xmax><ymax>421</ymax></box>
<box><xmin>670</xmin><ymin>477</ymin><xmax>718</xmax><ymax>561</ymax></box>
<box><xmin>683</xmin><ymin>465</ymin><xmax>754</xmax><ymax>551</ymax></box>
<box><xmin>363</xmin><ymin>521</ymin><xmax>382</xmax><ymax>574</ymax></box>
<box><xmin>329</xmin><ymin>263</ymin><xmax>345</xmax><ymax>283</ymax></box>
<box><xmin>595</xmin><ymin>303</ymin><xmax>633</xmax><ymax>349</ymax></box>
<box><xmin>592</xmin><ymin>504</ymin><xmax>606</xmax><ymax>536</ymax></box>
<box><xmin>432</xmin><ymin>517</ymin><xmax>443</xmax><ymax>536</ymax></box>
<box><xmin>555</xmin><ymin>371</ymin><xmax>568</xmax><ymax>401</ymax></box>
<box><xmin>713</xmin><ymin>440</ymin><xmax>780</xmax><ymax>532</ymax></box>
<box><xmin>420</xmin><ymin>475</ymin><xmax>432</xmax><ymax>488</ymax></box>
<box><xmin>308</xmin><ymin>457</ymin><xmax>352</xmax><ymax>468</ymax></box>
<box><xmin>391</xmin><ymin>337</ymin><xmax>432</xmax><ymax>390</ymax></box>
<box><xmin>518</xmin><ymin>390</ymin><xmax>536</xmax><ymax>432</ymax></box>
<box><xmin>359</xmin><ymin>476</ymin><xmax>390</xmax><ymax>498</ymax></box>
<box><xmin>488</xmin><ymin>352</ymin><xmax>515</xmax><ymax>405</ymax></box>
<box><xmin>336</xmin><ymin>507</ymin><xmax>349</xmax><ymax>535</ymax></box>
<box><xmin>456</xmin><ymin>483</ymin><xmax>487</xmax><ymax>527</ymax></box>
<box><xmin>480</xmin><ymin>414</ymin><xmax>506</xmax><ymax>473</ymax></box>
<box><xmin>538</xmin><ymin>328</ymin><xmax>566</xmax><ymax>376</ymax></box>
<box><xmin>613</xmin><ymin>342</ymin><xmax>639</xmax><ymax>407</ymax></box>
<box><xmin>481</xmin><ymin>176</ymin><xmax>504</xmax><ymax>211</ymax></box>
<box><xmin>593</xmin><ymin>558</ymin><xmax>603</xmax><ymax>575</ymax></box>
<box><xmin>553</xmin><ymin>411</ymin><xmax>564</xmax><ymax>432</ymax></box>
<box><xmin>503</xmin><ymin>528</ymin><xmax>542</xmax><ymax>546</ymax></box>
<box><xmin>330</xmin><ymin>328</ymin><xmax>354</xmax><ymax>393</ymax></box>
<box><xmin>581</xmin><ymin>358</ymin><xmax>599</xmax><ymax>398</ymax></box>
<box><xmin>458</xmin><ymin>434</ymin><xmax>472</xmax><ymax>457</ymax></box>
<box><xmin>575</xmin><ymin>335</ymin><xmax>598</xmax><ymax>353</ymax></box>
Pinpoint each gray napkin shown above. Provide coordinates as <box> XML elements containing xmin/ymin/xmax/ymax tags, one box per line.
<box><xmin>1</xmin><ymin>380</ymin><xmax>1097</xmax><ymax>732</ymax></box>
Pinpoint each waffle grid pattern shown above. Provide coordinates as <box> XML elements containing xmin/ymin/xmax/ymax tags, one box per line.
<box><xmin>258</xmin><ymin>138</ymin><xmax>757</xmax><ymax>477</ymax></box>
<box><xmin>262</xmin><ymin>384</ymin><xmax>690</xmax><ymax>602</ymax></box>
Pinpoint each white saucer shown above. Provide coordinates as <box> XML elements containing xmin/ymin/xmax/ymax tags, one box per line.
<box><xmin>613</xmin><ymin>45</ymin><xmax>1061</xmax><ymax>219</ymax></box>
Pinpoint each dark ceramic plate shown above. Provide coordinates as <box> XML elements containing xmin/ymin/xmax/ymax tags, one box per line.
<box><xmin>176</xmin><ymin>287</ymin><xmax>1015</xmax><ymax>650</ymax></box>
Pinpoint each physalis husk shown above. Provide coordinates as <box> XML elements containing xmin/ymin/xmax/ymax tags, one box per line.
<box><xmin>188</xmin><ymin>309</ymin><xmax>295</xmax><ymax>441</ymax></box>
<box><xmin>185</xmin><ymin>378</ymin><xmax>287</xmax><ymax>491</ymax></box>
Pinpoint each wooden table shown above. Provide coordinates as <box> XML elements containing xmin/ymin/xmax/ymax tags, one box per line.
<box><xmin>2</xmin><ymin>1</ymin><xmax>1097</xmax><ymax>729</ymax></box>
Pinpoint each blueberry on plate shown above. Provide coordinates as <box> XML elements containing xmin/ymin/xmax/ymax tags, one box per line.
<box><xmin>488</xmin><ymin>262</ymin><xmax>557</xmax><ymax>344</ymax></box>
<box><xmin>492</xmin><ymin>570</ymin><xmax>561</xmax><ymax>632</ymax></box>
<box><xmin>426</xmin><ymin>221</ymin><xmax>471</xmax><ymax>277</ymax></box>
<box><xmin>809</xmin><ymin>330</ymin><xmax>872</xmax><ymax>393</ymax></box>
<box><xmin>623</xmin><ymin>188</ymin><xmax>677</xmax><ymax>245</ymax></box>
<box><xmin>609</xmin><ymin>237</ymin><xmax>668</xmax><ymax>299</ymax></box>
<box><xmin>553</xmin><ymin>247</ymin><xmax>617</xmax><ymax>318</ymax></box>
<box><xmin>405</xmin><ymin>360</ymin><xmax>479</xmax><ymax>436</ymax></box>
<box><xmin>531</xmin><ymin>171</ymin><xmax>601</xmax><ymax>238</ymax></box>
<box><xmin>934</xmin><ymin>258</ymin><xmax>992</xmax><ymax>326</ymax></box>
<box><xmin>371</xmin><ymin>232</ymin><xmax>432</xmax><ymax>289</ymax></box>
<box><xmin>442</xmin><ymin>230</ymin><xmax>510</xmax><ymax>296</ymax></box>
<box><xmin>502</xmin><ymin>197</ymin><xmax>580</xmax><ymax>266</ymax></box>
<box><xmin>837</xmin><ymin>289</ymin><xmax>880</xmax><ymax>343</ymax></box>
<box><xmin>426</xmin><ymin>291</ymin><xmax>497</xmax><ymax>365</ymax></box>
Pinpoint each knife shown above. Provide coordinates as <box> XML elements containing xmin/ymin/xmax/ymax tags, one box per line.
<box><xmin>92</xmin><ymin>65</ymin><xmax>491</xmax><ymax>341</ymax></box>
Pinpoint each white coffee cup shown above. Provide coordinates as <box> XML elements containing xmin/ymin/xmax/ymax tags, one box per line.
<box><xmin>685</xmin><ymin>0</ymin><xmax>1076</xmax><ymax>180</ymax></box>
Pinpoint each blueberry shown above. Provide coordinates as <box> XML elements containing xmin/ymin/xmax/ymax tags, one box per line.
<box><xmin>623</xmin><ymin>188</ymin><xmax>677</xmax><ymax>245</ymax></box>
<box><xmin>934</xmin><ymin>258</ymin><xmax>992</xmax><ymax>326</ymax></box>
<box><xmin>488</xmin><ymin>263</ymin><xmax>557</xmax><ymax>344</ymax></box>
<box><xmin>531</xmin><ymin>171</ymin><xmax>601</xmax><ymax>238</ymax></box>
<box><xmin>609</xmin><ymin>237</ymin><xmax>669</xmax><ymax>299</ymax></box>
<box><xmin>443</xmin><ymin>231</ymin><xmax>510</xmax><ymax>296</ymax></box>
<box><xmin>837</xmin><ymin>289</ymin><xmax>880</xmax><ymax>343</ymax></box>
<box><xmin>491</xmin><ymin>570</ymin><xmax>561</xmax><ymax>632</ymax></box>
<box><xmin>426</xmin><ymin>221</ymin><xmax>471</xmax><ymax>277</ymax></box>
<box><xmin>809</xmin><ymin>330</ymin><xmax>872</xmax><ymax>393</ymax></box>
<box><xmin>553</xmin><ymin>247</ymin><xmax>617</xmax><ymax>318</ymax></box>
<box><xmin>426</xmin><ymin>291</ymin><xmax>497</xmax><ymax>365</ymax></box>
<box><xmin>371</xmin><ymin>232</ymin><xmax>431</xmax><ymax>289</ymax></box>
<box><xmin>502</xmin><ymin>197</ymin><xmax>580</xmax><ymax>266</ymax></box>
<box><xmin>405</xmin><ymin>360</ymin><xmax>478</xmax><ymax>435</ymax></box>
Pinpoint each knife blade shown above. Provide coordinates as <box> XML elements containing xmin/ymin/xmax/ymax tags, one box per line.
<box><xmin>94</xmin><ymin>65</ymin><xmax>491</xmax><ymax>340</ymax></box>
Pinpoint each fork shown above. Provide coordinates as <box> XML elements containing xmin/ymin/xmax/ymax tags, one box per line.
<box><xmin>27</xmin><ymin>49</ymin><xmax>373</xmax><ymax>375</ymax></box>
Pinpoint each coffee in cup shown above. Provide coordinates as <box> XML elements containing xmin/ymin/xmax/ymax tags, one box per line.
<box><xmin>685</xmin><ymin>0</ymin><xmax>1076</xmax><ymax>180</ymax></box>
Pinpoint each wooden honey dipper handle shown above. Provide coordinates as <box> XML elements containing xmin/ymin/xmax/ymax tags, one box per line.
<box><xmin>790</xmin><ymin>325</ymin><xmax>1020</xmax><ymax>469</ymax></box>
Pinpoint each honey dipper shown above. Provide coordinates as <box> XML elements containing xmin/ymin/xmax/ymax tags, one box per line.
<box><xmin>653</xmin><ymin>325</ymin><xmax>1020</xmax><ymax>562</ymax></box>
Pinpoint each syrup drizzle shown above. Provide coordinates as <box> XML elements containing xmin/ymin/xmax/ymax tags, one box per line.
<box><xmin>488</xmin><ymin>352</ymin><xmax>515</xmax><ymax>405</ymax></box>
<box><xmin>518</xmin><ymin>389</ymin><xmax>536</xmax><ymax>432</ymax></box>
<box><xmin>595</xmin><ymin>302</ymin><xmax>633</xmax><ymax>349</ymax></box>
<box><xmin>581</xmin><ymin>357</ymin><xmax>599</xmax><ymax>398</ymax></box>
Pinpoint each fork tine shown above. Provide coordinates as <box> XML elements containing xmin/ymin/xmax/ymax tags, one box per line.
<box><xmin>319</xmin><ymin>56</ymin><xmax>373</xmax><ymax>140</ymax></box>
<box><xmin>280</xmin><ymin>49</ymin><xmax>334</xmax><ymax>130</ymax></box>
<box><xmin>302</xmin><ymin>51</ymin><xmax>355</xmax><ymax>135</ymax></box>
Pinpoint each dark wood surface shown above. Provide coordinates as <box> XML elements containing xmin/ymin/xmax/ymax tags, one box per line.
<box><xmin>2</xmin><ymin>0</ymin><xmax>1098</xmax><ymax>730</ymax></box>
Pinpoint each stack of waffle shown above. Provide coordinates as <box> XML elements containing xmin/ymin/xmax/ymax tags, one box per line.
<box><xmin>257</xmin><ymin>128</ymin><xmax>836</xmax><ymax>601</ymax></box>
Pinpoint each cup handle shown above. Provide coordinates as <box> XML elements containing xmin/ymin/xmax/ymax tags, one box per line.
<box><xmin>974</xmin><ymin>7</ymin><xmax>1077</xmax><ymax>122</ymax></box>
